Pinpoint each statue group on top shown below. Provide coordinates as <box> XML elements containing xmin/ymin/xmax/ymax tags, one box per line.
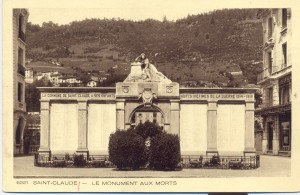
<box><xmin>124</xmin><ymin>53</ymin><xmax>171</xmax><ymax>83</ymax></box>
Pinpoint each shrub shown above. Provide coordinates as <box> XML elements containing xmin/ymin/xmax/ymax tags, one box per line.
<box><xmin>73</xmin><ymin>154</ymin><xmax>86</xmax><ymax>167</ymax></box>
<box><xmin>109</xmin><ymin>130</ymin><xmax>147</xmax><ymax>170</ymax></box>
<box><xmin>210</xmin><ymin>154</ymin><xmax>221</xmax><ymax>166</ymax></box>
<box><xmin>149</xmin><ymin>132</ymin><xmax>181</xmax><ymax>170</ymax></box>
<box><xmin>134</xmin><ymin>121</ymin><xmax>162</xmax><ymax>139</ymax></box>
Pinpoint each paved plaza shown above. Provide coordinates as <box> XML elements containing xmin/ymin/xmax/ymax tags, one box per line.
<box><xmin>14</xmin><ymin>155</ymin><xmax>290</xmax><ymax>178</ymax></box>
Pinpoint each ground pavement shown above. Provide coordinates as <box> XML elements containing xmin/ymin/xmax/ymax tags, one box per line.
<box><xmin>14</xmin><ymin>155</ymin><xmax>290</xmax><ymax>178</ymax></box>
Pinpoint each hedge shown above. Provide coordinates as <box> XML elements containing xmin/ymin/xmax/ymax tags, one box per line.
<box><xmin>149</xmin><ymin>132</ymin><xmax>181</xmax><ymax>170</ymax></box>
<box><xmin>108</xmin><ymin>130</ymin><xmax>147</xmax><ymax>170</ymax></box>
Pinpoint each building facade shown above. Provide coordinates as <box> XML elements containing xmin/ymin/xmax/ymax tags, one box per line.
<box><xmin>256</xmin><ymin>9</ymin><xmax>292</xmax><ymax>156</ymax></box>
<box><xmin>13</xmin><ymin>9</ymin><xmax>29</xmax><ymax>154</ymax></box>
<box><xmin>38</xmin><ymin>62</ymin><xmax>257</xmax><ymax>159</ymax></box>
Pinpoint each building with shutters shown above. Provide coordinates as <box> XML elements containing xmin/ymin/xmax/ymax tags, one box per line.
<box><xmin>256</xmin><ymin>9</ymin><xmax>292</xmax><ymax>156</ymax></box>
<box><xmin>13</xmin><ymin>9</ymin><xmax>29</xmax><ymax>155</ymax></box>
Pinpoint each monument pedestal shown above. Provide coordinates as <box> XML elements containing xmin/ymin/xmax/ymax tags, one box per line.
<box><xmin>76</xmin><ymin>148</ymin><xmax>89</xmax><ymax>157</ymax></box>
<box><xmin>38</xmin><ymin>148</ymin><xmax>51</xmax><ymax>159</ymax></box>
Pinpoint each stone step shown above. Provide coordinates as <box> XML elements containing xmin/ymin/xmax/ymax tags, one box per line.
<box><xmin>278</xmin><ymin>151</ymin><xmax>291</xmax><ymax>157</ymax></box>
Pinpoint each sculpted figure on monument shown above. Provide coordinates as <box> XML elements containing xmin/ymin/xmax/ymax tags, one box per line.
<box><xmin>124</xmin><ymin>53</ymin><xmax>171</xmax><ymax>83</ymax></box>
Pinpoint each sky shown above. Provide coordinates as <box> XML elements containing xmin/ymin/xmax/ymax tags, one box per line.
<box><xmin>26</xmin><ymin>0</ymin><xmax>295</xmax><ymax>26</ymax></box>
<box><xmin>27</xmin><ymin>1</ymin><xmax>223</xmax><ymax>25</ymax></box>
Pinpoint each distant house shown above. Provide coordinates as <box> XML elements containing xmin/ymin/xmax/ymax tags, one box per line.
<box><xmin>227</xmin><ymin>65</ymin><xmax>243</xmax><ymax>76</ymax></box>
<box><xmin>36</xmin><ymin>71</ymin><xmax>59</xmax><ymax>81</ymax></box>
<box><xmin>66</xmin><ymin>76</ymin><xmax>82</xmax><ymax>84</ymax></box>
<box><xmin>35</xmin><ymin>73</ymin><xmax>44</xmax><ymax>81</ymax></box>
<box><xmin>25</xmin><ymin>68</ymin><xmax>34</xmax><ymax>84</ymax></box>
<box><xmin>49</xmin><ymin>73</ymin><xmax>61</xmax><ymax>86</ymax></box>
<box><xmin>230</xmin><ymin>71</ymin><xmax>243</xmax><ymax>76</ymax></box>
<box><xmin>87</xmin><ymin>80</ymin><xmax>98</xmax><ymax>87</ymax></box>
<box><xmin>58</xmin><ymin>76</ymin><xmax>68</xmax><ymax>84</ymax></box>
<box><xmin>99</xmin><ymin>77</ymin><xmax>107</xmax><ymax>82</ymax></box>
<box><xmin>58</xmin><ymin>76</ymin><xmax>82</xmax><ymax>86</ymax></box>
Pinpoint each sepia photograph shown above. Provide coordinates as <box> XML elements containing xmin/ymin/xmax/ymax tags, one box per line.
<box><xmin>3</xmin><ymin>0</ymin><xmax>300</xmax><ymax>193</ymax></box>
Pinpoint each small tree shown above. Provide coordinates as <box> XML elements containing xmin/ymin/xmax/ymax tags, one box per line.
<box><xmin>149</xmin><ymin>132</ymin><xmax>181</xmax><ymax>170</ymax></box>
<box><xmin>108</xmin><ymin>130</ymin><xmax>147</xmax><ymax>170</ymax></box>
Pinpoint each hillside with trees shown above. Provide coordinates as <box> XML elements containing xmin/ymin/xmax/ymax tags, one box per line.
<box><xmin>26</xmin><ymin>9</ymin><xmax>263</xmax><ymax>86</ymax></box>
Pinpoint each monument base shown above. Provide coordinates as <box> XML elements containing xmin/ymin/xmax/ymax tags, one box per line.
<box><xmin>38</xmin><ymin>148</ymin><xmax>51</xmax><ymax>159</ymax></box>
<box><xmin>76</xmin><ymin>148</ymin><xmax>89</xmax><ymax>157</ymax></box>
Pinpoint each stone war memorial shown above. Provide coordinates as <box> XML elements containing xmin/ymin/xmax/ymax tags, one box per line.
<box><xmin>37</xmin><ymin>56</ymin><xmax>258</xmax><ymax>168</ymax></box>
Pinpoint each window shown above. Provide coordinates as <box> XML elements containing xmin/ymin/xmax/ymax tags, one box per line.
<box><xmin>282</xmin><ymin>43</ymin><xmax>287</xmax><ymax>66</ymax></box>
<box><xmin>18</xmin><ymin>15</ymin><xmax>25</xmax><ymax>42</ymax></box>
<box><xmin>279</xmin><ymin>84</ymin><xmax>290</xmax><ymax>105</ymax></box>
<box><xmin>18</xmin><ymin>82</ymin><xmax>23</xmax><ymax>102</ymax></box>
<box><xmin>268</xmin><ymin>17</ymin><xmax>273</xmax><ymax>38</ymax></box>
<box><xmin>18</xmin><ymin>47</ymin><xmax>24</xmax><ymax>65</ymax></box>
<box><xmin>282</xmin><ymin>9</ymin><xmax>287</xmax><ymax>28</ymax></box>
<box><xmin>19</xmin><ymin>15</ymin><xmax>23</xmax><ymax>33</ymax></box>
<box><xmin>267</xmin><ymin>87</ymin><xmax>273</xmax><ymax>106</ymax></box>
<box><xmin>267</xmin><ymin>51</ymin><xmax>272</xmax><ymax>72</ymax></box>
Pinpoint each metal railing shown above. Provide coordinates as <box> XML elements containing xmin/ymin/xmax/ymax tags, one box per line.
<box><xmin>34</xmin><ymin>153</ymin><xmax>113</xmax><ymax>168</ymax></box>
<box><xmin>29</xmin><ymin>145</ymin><xmax>39</xmax><ymax>153</ymax></box>
<box><xmin>257</xmin><ymin>66</ymin><xmax>279</xmax><ymax>83</ymax></box>
<box><xmin>180</xmin><ymin>155</ymin><xmax>260</xmax><ymax>169</ymax></box>
<box><xmin>281</xmin><ymin>146</ymin><xmax>291</xmax><ymax>151</ymax></box>
<box><xmin>34</xmin><ymin>153</ymin><xmax>260</xmax><ymax>169</ymax></box>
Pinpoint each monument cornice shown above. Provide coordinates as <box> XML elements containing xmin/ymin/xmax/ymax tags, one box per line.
<box><xmin>38</xmin><ymin>87</ymin><xmax>116</xmax><ymax>93</ymax></box>
<box><xmin>179</xmin><ymin>87</ymin><xmax>259</xmax><ymax>93</ymax></box>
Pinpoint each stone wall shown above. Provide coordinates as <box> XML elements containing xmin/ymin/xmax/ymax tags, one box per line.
<box><xmin>38</xmin><ymin>86</ymin><xmax>257</xmax><ymax>157</ymax></box>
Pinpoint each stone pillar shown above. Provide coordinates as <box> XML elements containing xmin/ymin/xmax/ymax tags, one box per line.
<box><xmin>262</xmin><ymin>117</ymin><xmax>268</xmax><ymax>154</ymax></box>
<box><xmin>116</xmin><ymin>100</ymin><xmax>125</xmax><ymax>130</ymax></box>
<box><xmin>20</xmin><ymin>117</ymin><xmax>26</xmax><ymax>154</ymax></box>
<box><xmin>77</xmin><ymin>101</ymin><xmax>88</xmax><ymax>156</ymax></box>
<box><xmin>244</xmin><ymin>101</ymin><xmax>256</xmax><ymax>156</ymax></box>
<box><xmin>273</xmin><ymin>114</ymin><xmax>280</xmax><ymax>155</ymax></box>
<box><xmin>170</xmin><ymin>100</ymin><xmax>180</xmax><ymax>135</ymax></box>
<box><xmin>13</xmin><ymin>116</ymin><xmax>19</xmax><ymax>155</ymax></box>
<box><xmin>38</xmin><ymin>100</ymin><xmax>51</xmax><ymax>158</ymax></box>
<box><xmin>273</xmin><ymin>80</ymin><xmax>279</xmax><ymax>106</ymax></box>
<box><xmin>206</xmin><ymin>101</ymin><xmax>218</xmax><ymax>155</ymax></box>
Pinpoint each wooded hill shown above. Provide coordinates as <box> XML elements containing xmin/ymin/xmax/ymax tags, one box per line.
<box><xmin>26</xmin><ymin>9</ymin><xmax>263</xmax><ymax>86</ymax></box>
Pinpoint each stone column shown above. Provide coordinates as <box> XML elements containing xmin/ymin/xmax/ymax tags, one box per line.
<box><xmin>272</xmin><ymin>114</ymin><xmax>280</xmax><ymax>155</ymax></box>
<box><xmin>20</xmin><ymin>117</ymin><xmax>26</xmax><ymax>154</ymax></box>
<box><xmin>38</xmin><ymin>100</ymin><xmax>51</xmax><ymax>158</ymax></box>
<box><xmin>207</xmin><ymin>101</ymin><xmax>218</xmax><ymax>155</ymax></box>
<box><xmin>170</xmin><ymin>100</ymin><xmax>180</xmax><ymax>135</ymax></box>
<box><xmin>13</xmin><ymin>116</ymin><xmax>19</xmax><ymax>155</ymax></box>
<box><xmin>262</xmin><ymin>117</ymin><xmax>268</xmax><ymax>154</ymax></box>
<box><xmin>244</xmin><ymin>101</ymin><xmax>256</xmax><ymax>156</ymax></box>
<box><xmin>77</xmin><ymin>101</ymin><xmax>88</xmax><ymax>156</ymax></box>
<box><xmin>116</xmin><ymin>99</ymin><xmax>125</xmax><ymax>130</ymax></box>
